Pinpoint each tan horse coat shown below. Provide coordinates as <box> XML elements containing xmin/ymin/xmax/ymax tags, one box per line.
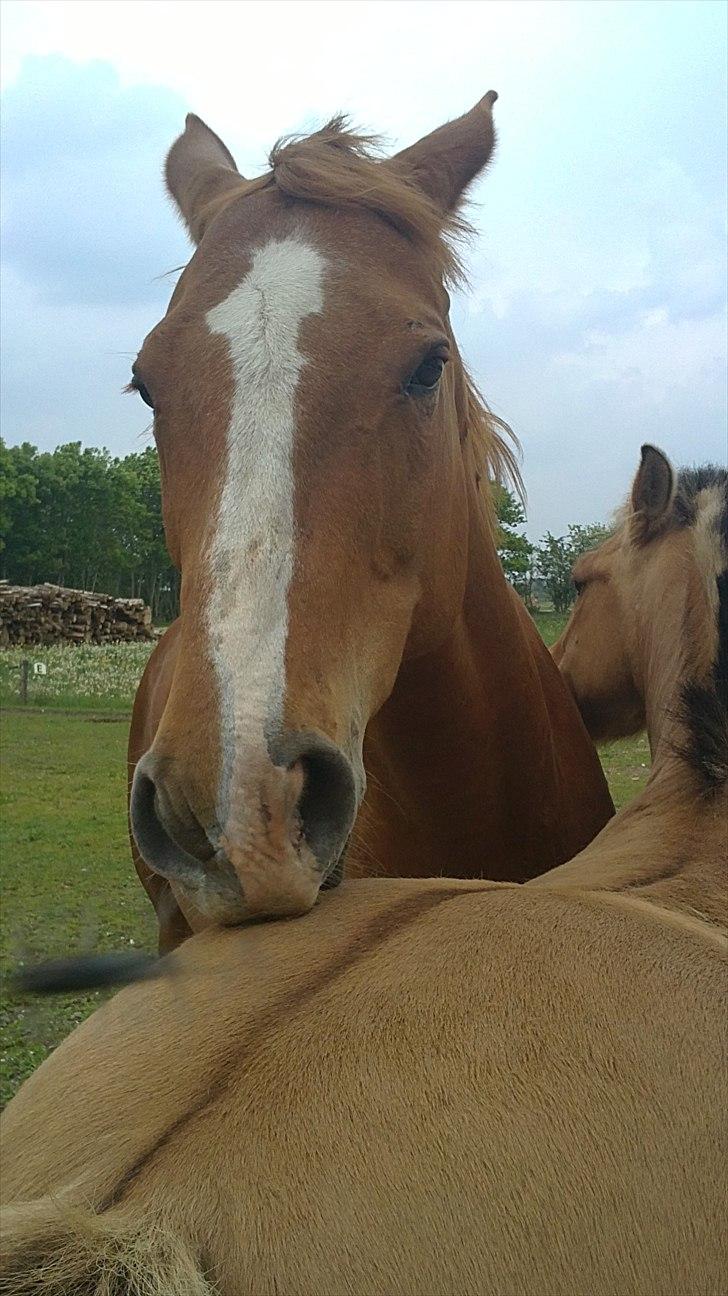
<box><xmin>3</xmin><ymin>296</ymin><xmax>726</xmax><ymax>1296</ymax></box>
<box><xmin>549</xmin><ymin>447</ymin><xmax>727</xmax><ymax>928</ymax></box>
<box><xmin>1</xmin><ymin>878</ymin><xmax>726</xmax><ymax>1296</ymax></box>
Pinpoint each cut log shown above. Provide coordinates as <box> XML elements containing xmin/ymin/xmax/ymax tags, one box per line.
<box><xmin>0</xmin><ymin>582</ymin><xmax>155</xmax><ymax>646</ymax></box>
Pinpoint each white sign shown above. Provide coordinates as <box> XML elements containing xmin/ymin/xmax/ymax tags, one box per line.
<box><xmin>33</xmin><ymin>662</ymin><xmax>47</xmax><ymax>677</ymax></box>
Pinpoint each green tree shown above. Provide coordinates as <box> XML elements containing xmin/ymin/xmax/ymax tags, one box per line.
<box><xmin>534</xmin><ymin>532</ymin><xmax>574</xmax><ymax>613</ymax></box>
<box><xmin>536</xmin><ymin>522</ymin><xmax>612</xmax><ymax>612</ymax></box>
<box><xmin>114</xmin><ymin>449</ymin><xmax>178</xmax><ymax>621</ymax></box>
<box><xmin>491</xmin><ymin>483</ymin><xmax>534</xmax><ymax>599</ymax></box>
<box><xmin>568</xmin><ymin>523</ymin><xmax>612</xmax><ymax>560</ymax></box>
<box><xmin>0</xmin><ymin>439</ymin><xmax>179</xmax><ymax>621</ymax></box>
<box><xmin>0</xmin><ymin>441</ymin><xmax>41</xmax><ymax>575</ymax></box>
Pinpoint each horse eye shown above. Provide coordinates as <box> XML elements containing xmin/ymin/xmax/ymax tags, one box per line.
<box><xmin>406</xmin><ymin>353</ymin><xmax>447</xmax><ymax>396</ymax></box>
<box><xmin>573</xmin><ymin>579</ymin><xmax>585</xmax><ymax>596</ymax></box>
<box><xmin>130</xmin><ymin>375</ymin><xmax>155</xmax><ymax>410</ymax></box>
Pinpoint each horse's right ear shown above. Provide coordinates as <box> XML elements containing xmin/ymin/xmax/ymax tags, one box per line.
<box><xmin>630</xmin><ymin>444</ymin><xmax>675</xmax><ymax>540</ymax></box>
<box><xmin>390</xmin><ymin>92</ymin><xmax>498</xmax><ymax>213</ymax></box>
<box><xmin>166</xmin><ymin>114</ymin><xmax>243</xmax><ymax>243</ymax></box>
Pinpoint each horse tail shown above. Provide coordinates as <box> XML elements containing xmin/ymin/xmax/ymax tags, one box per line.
<box><xmin>0</xmin><ymin>1197</ymin><xmax>213</xmax><ymax>1295</ymax></box>
<box><xmin>12</xmin><ymin>950</ymin><xmax>161</xmax><ymax>995</ymax></box>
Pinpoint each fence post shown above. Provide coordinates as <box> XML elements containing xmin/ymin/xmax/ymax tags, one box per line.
<box><xmin>20</xmin><ymin>658</ymin><xmax>29</xmax><ymax>705</ymax></box>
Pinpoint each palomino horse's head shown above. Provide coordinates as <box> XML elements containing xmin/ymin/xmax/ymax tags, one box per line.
<box><xmin>553</xmin><ymin>444</ymin><xmax>728</xmax><ymax>747</ymax></box>
<box><xmin>130</xmin><ymin>96</ymin><xmax>513</xmax><ymax>927</ymax></box>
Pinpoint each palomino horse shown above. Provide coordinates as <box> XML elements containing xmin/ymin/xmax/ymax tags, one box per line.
<box><xmin>546</xmin><ymin>445</ymin><xmax>727</xmax><ymax>925</ymax></box>
<box><xmin>127</xmin><ymin>96</ymin><xmax>613</xmax><ymax>951</ymax></box>
<box><xmin>2</xmin><ymin>450</ymin><xmax>725</xmax><ymax>1294</ymax></box>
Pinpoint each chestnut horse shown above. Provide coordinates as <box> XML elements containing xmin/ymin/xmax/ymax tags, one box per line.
<box><xmin>128</xmin><ymin>95</ymin><xmax>612</xmax><ymax>951</ymax></box>
<box><xmin>2</xmin><ymin>448</ymin><xmax>725</xmax><ymax>1295</ymax></box>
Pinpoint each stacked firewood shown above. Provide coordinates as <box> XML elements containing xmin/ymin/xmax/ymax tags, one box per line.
<box><xmin>0</xmin><ymin>582</ymin><xmax>154</xmax><ymax>646</ymax></box>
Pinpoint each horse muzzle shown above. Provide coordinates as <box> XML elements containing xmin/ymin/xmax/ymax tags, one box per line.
<box><xmin>130</xmin><ymin>733</ymin><xmax>356</xmax><ymax>924</ymax></box>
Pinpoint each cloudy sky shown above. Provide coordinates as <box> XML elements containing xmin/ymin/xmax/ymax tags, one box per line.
<box><xmin>1</xmin><ymin>0</ymin><xmax>726</xmax><ymax>538</ymax></box>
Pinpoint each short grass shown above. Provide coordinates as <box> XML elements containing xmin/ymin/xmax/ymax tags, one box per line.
<box><xmin>530</xmin><ymin>609</ymin><xmax>567</xmax><ymax>648</ymax></box>
<box><xmin>0</xmin><ymin>710</ymin><xmax>156</xmax><ymax>1106</ymax></box>
<box><xmin>0</xmin><ymin>622</ymin><xmax>650</xmax><ymax>1107</ymax></box>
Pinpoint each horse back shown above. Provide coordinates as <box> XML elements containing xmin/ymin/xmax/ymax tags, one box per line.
<box><xmin>2</xmin><ymin>879</ymin><xmax>725</xmax><ymax>1295</ymax></box>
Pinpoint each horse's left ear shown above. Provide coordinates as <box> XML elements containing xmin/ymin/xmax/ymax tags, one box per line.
<box><xmin>166</xmin><ymin>114</ymin><xmax>243</xmax><ymax>243</ymax></box>
<box><xmin>631</xmin><ymin>444</ymin><xmax>676</xmax><ymax>536</ymax></box>
<box><xmin>390</xmin><ymin>92</ymin><xmax>498</xmax><ymax>212</ymax></box>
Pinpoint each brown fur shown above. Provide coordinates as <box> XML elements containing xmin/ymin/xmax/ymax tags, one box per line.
<box><xmin>3</xmin><ymin>458</ymin><xmax>727</xmax><ymax>1288</ymax></box>
<box><xmin>130</xmin><ymin>100</ymin><xmax>611</xmax><ymax>949</ymax></box>
<box><xmin>2</xmin><ymin>879</ymin><xmax>726</xmax><ymax>1296</ymax></box>
<box><xmin>548</xmin><ymin>449</ymin><xmax>727</xmax><ymax>925</ymax></box>
<box><xmin>4</xmin><ymin>454</ymin><xmax>728</xmax><ymax>1287</ymax></box>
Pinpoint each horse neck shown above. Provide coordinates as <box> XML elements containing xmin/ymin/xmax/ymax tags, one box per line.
<box><xmin>624</xmin><ymin>770</ymin><xmax>727</xmax><ymax>926</ymax></box>
<box><xmin>546</xmin><ymin>761</ymin><xmax>728</xmax><ymax>928</ymax></box>
<box><xmin>539</xmin><ymin>575</ymin><xmax>727</xmax><ymax>927</ymax></box>
<box><xmin>634</xmin><ymin>565</ymin><xmax>688</xmax><ymax>760</ymax></box>
<box><xmin>358</xmin><ymin>470</ymin><xmax>612</xmax><ymax>883</ymax></box>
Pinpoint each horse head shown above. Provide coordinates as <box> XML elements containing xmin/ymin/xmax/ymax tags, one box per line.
<box><xmin>129</xmin><ymin>96</ymin><xmax>505</xmax><ymax>927</ymax></box>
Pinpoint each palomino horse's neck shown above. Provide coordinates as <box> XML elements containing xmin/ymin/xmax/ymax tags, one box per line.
<box><xmin>536</xmin><ymin>569</ymin><xmax>727</xmax><ymax>927</ymax></box>
<box><xmin>624</xmin><ymin>768</ymin><xmax>727</xmax><ymax>926</ymax></box>
<box><xmin>635</xmin><ymin>567</ymin><xmax>689</xmax><ymax>762</ymax></box>
<box><xmin>355</xmin><ymin>468</ymin><xmax>613</xmax><ymax>883</ymax></box>
<box><xmin>539</xmin><ymin>762</ymin><xmax>727</xmax><ymax>927</ymax></box>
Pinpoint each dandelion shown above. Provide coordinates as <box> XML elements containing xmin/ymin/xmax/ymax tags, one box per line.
<box><xmin>0</xmin><ymin>643</ymin><xmax>155</xmax><ymax>706</ymax></box>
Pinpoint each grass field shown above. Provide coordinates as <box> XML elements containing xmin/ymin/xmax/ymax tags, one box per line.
<box><xmin>0</xmin><ymin>711</ymin><xmax>157</xmax><ymax>1105</ymax></box>
<box><xmin>0</xmin><ymin>642</ymin><xmax>155</xmax><ymax>711</ymax></box>
<box><xmin>0</xmin><ymin>618</ymin><xmax>649</xmax><ymax>1107</ymax></box>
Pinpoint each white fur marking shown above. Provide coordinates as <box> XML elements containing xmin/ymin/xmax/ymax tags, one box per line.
<box><xmin>206</xmin><ymin>238</ymin><xmax>326</xmax><ymax>834</ymax></box>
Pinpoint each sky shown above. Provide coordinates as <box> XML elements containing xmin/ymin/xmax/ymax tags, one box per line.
<box><xmin>1</xmin><ymin>0</ymin><xmax>726</xmax><ymax>540</ymax></box>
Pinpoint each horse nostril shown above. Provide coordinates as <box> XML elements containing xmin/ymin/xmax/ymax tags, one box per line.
<box><xmin>272</xmin><ymin>733</ymin><xmax>357</xmax><ymax>876</ymax></box>
<box><xmin>130</xmin><ymin>757</ymin><xmax>214</xmax><ymax>890</ymax></box>
<box><xmin>297</xmin><ymin>746</ymin><xmax>356</xmax><ymax>866</ymax></box>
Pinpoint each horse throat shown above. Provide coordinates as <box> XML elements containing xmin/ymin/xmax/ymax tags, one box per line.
<box><xmin>355</xmin><ymin>485</ymin><xmax>614</xmax><ymax>882</ymax></box>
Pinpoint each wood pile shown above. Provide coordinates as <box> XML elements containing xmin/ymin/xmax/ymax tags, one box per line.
<box><xmin>0</xmin><ymin>582</ymin><xmax>154</xmax><ymax>646</ymax></box>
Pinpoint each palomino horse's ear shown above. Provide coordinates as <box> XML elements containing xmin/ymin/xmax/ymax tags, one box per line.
<box><xmin>390</xmin><ymin>92</ymin><xmax>498</xmax><ymax>212</ymax></box>
<box><xmin>166</xmin><ymin>114</ymin><xmax>243</xmax><ymax>243</ymax></box>
<box><xmin>631</xmin><ymin>444</ymin><xmax>676</xmax><ymax>535</ymax></box>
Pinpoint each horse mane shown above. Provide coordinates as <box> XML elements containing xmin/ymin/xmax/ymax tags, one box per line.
<box><xmin>269</xmin><ymin>120</ymin><xmax>523</xmax><ymax>494</ymax></box>
<box><xmin>267</xmin><ymin>116</ymin><xmax>469</xmax><ymax>285</ymax></box>
<box><xmin>670</xmin><ymin>467</ymin><xmax>728</xmax><ymax>790</ymax></box>
<box><xmin>464</xmin><ymin>378</ymin><xmax>524</xmax><ymax>505</ymax></box>
<box><xmin>0</xmin><ymin>1199</ymin><xmax>212</xmax><ymax>1296</ymax></box>
<box><xmin>674</xmin><ymin>465</ymin><xmax>728</xmax><ymax>528</ymax></box>
<box><xmin>202</xmin><ymin>118</ymin><xmax>523</xmax><ymax>499</ymax></box>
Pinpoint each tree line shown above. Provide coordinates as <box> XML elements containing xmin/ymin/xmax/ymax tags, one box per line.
<box><xmin>0</xmin><ymin>440</ymin><xmax>179</xmax><ymax>623</ymax></box>
<box><xmin>0</xmin><ymin>439</ymin><xmax>608</xmax><ymax>623</ymax></box>
<box><xmin>492</xmin><ymin>483</ymin><xmax>611</xmax><ymax>613</ymax></box>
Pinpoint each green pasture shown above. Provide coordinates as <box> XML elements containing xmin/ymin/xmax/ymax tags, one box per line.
<box><xmin>0</xmin><ymin>711</ymin><xmax>157</xmax><ymax>1105</ymax></box>
<box><xmin>0</xmin><ymin>642</ymin><xmax>155</xmax><ymax>711</ymax></box>
<box><xmin>530</xmin><ymin>610</ymin><xmax>566</xmax><ymax>648</ymax></box>
<box><xmin>0</xmin><ymin>618</ymin><xmax>649</xmax><ymax>1107</ymax></box>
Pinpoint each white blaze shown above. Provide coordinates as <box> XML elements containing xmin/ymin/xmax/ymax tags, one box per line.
<box><xmin>206</xmin><ymin>238</ymin><xmax>326</xmax><ymax>833</ymax></box>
